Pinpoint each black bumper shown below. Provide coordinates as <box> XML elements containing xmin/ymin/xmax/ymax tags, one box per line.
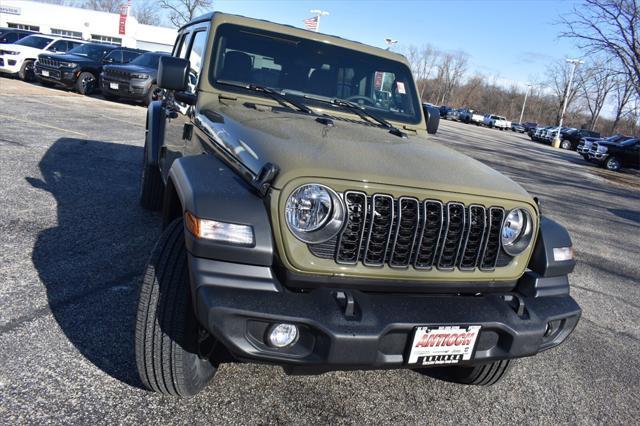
<box><xmin>34</xmin><ymin>64</ymin><xmax>77</xmax><ymax>87</ymax></box>
<box><xmin>189</xmin><ymin>255</ymin><xmax>581</xmax><ymax>372</ymax></box>
<box><xmin>100</xmin><ymin>75</ymin><xmax>150</xmax><ymax>100</ymax></box>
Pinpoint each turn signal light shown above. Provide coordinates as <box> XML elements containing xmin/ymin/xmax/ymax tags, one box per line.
<box><xmin>184</xmin><ymin>211</ymin><xmax>254</xmax><ymax>246</ymax></box>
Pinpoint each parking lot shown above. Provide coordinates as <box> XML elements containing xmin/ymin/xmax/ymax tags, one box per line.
<box><xmin>0</xmin><ymin>78</ymin><xmax>638</xmax><ymax>424</ymax></box>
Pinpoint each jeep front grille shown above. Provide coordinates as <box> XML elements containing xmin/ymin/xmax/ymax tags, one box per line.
<box><xmin>38</xmin><ymin>57</ymin><xmax>60</xmax><ymax>68</ymax></box>
<box><xmin>311</xmin><ymin>192</ymin><xmax>508</xmax><ymax>271</ymax></box>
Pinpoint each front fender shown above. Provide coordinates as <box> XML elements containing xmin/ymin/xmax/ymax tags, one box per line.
<box><xmin>145</xmin><ymin>100</ymin><xmax>165</xmax><ymax>167</ymax></box>
<box><xmin>168</xmin><ymin>154</ymin><xmax>274</xmax><ymax>266</ymax></box>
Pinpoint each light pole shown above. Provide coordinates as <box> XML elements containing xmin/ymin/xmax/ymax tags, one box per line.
<box><xmin>309</xmin><ymin>9</ymin><xmax>329</xmax><ymax>32</ymax></box>
<box><xmin>553</xmin><ymin>58</ymin><xmax>583</xmax><ymax>148</ymax></box>
<box><xmin>384</xmin><ymin>38</ymin><xmax>398</xmax><ymax>51</ymax></box>
<box><xmin>518</xmin><ymin>83</ymin><xmax>532</xmax><ymax>124</ymax></box>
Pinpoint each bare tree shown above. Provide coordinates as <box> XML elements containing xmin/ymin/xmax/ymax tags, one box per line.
<box><xmin>610</xmin><ymin>76</ymin><xmax>636</xmax><ymax>132</ymax></box>
<box><xmin>160</xmin><ymin>0</ymin><xmax>212</xmax><ymax>28</ymax></box>
<box><xmin>546</xmin><ymin>59</ymin><xmax>584</xmax><ymax>125</ymax></box>
<box><xmin>435</xmin><ymin>51</ymin><xmax>468</xmax><ymax>105</ymax></box>
<box><xmin>559</xmin><ymin>0</ymin><xmax>640</xmax><ymax>97</ymax></box>
<box><xmin>576</xmin><ymin>61</ymin><xmax>616</xmax><ymax>130</ymax></box>
<box><xmin>83</xmin><ymin>0</ymin><xmax>124</xmax><ymax>13</ymax></box>
<box><xmin>405</xmin><ymin>45</ymin><xmax>440</xmax><ymax>101</ymax></box>
<box><xmin>133</xmin><ymin>0</ymin><xmax>161</xmax><ymax>26</ymax></box>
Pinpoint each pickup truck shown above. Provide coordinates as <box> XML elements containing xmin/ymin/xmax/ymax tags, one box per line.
<box><xmin>484</xmin><ymin>114</ymin><xmax>511</xmax><ymax>130</ymax></box>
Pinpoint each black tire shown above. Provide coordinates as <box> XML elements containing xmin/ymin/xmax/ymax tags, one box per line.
<box><xmin>76</xmin><ymin>71</ymin><xmax>97</xmax><ymax>95</ymax></box>
<box><xmin>604</xmin><ymin>156</ymin><xmax>622</xmax><ymax>172</ymax></box>
<box><xmin>415</xmin><ymin>359</ymin><xmax>512</xmax><ymax>386</ymax></box>
<box><xmin>139</xmin><ymin>137</ymin><xmax>164</xmax><ymax>211</ymax></box>
<box><xmin>18</xmin><ymin>59</ymin><xmax>35</xmax><ymax>82</ymax></box>
<box><xmin>560</xmin><ymin>139</ymin><xmax>572</xmax><ymax>150</ymax></box>
<box><xmin>135</xmin><ymin>219</ymin><xmax>217</xmax><ymax>396</ymax></box>
<box><xmin>581</xmin><ymin>154</ymin><xmax>589</xmax><ymax>161</ymax></box>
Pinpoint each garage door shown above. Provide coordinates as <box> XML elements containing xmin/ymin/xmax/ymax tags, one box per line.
<box><xmin>136</xmin><ymin>40</ymin><xmax>173</xmax><ymax>53</ymax></box>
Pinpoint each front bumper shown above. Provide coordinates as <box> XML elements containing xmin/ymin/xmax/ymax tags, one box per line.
<box><xmin>34</xmin><ymin>63</ymin><xmax>78</xmax><ymax>86</ymax></box>
<box><xmin>0</xmin><ymin>55</ymin><xmax>21</xmax><ymax>74</ymax></box>
<box><xmin>100</xmin><ymin>74</ymin><xmax>151</xmax><ymax>100</ymax></box>
<box><xmin>189</xmin><ymin>255</ymin><xmax>581</xmax><ymax>372</ymax></box>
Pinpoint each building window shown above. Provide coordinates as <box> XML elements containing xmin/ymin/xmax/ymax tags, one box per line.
<box><xmin>7</xmin><ymin>23</ymin><xmax>40</xmax><ymax>32</ymax></box>
<box><xmin>51</xmin><ymin>28</ymin><xmax>83</xmax><ymax>39</ymax></box>
<box><xmin>90</xmin><ymin>34</ymin><xmax>122</xmax><ymax>45</ymax></box>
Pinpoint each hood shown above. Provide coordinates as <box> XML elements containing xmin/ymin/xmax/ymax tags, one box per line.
<box><xmin>197</xmin><ymin>99</ymin><xmax>533</xmax><ymax>203</ymax></box>
<box><xmin>39</xmin><ymin>52</ymin><xmax>96</xmax><ymax>64</ymax></box>
<box><xmin>104</xmin><ymin>63</ymin><xmax>156</xmax><ymax>74</ymax></box>
<box><xmin>1</xmin><ymin>43</ymin><xmax>39</xmax><ymax>55</ymax></box>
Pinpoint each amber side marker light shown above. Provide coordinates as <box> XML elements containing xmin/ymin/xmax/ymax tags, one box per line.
<box><xmin>184</xmin><ymin>211</ymin><xmax>255</xmax><ymax>246</ymax></box>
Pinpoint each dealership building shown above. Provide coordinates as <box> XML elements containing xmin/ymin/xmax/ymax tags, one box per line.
<box><xmin>0</xmin><ymin>0</ymin><xmax>177</xmax><ymax>52</ymax></box>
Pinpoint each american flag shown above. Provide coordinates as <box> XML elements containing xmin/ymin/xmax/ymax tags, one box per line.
<box><xmin>304</xmin><ymin>16</ymin><xmax>318</xmax><ymax>31</ymax></box>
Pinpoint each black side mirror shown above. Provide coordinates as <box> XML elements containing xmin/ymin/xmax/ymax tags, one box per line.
<box><xmin>424</xmin><ymin>105</ymin><xmax>440</xmax><ymax>135</ymax></box>
<box><xmin>158</xmin><ymin>56</ymin><xmax>189</xmax><ymax>91</ymax></box>
<box><xmin>103</xmin><ymin>57</ymin><xmax>114</xmax><ymax>64</ymax></box>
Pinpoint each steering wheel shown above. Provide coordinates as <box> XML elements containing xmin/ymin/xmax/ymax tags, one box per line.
<box><xmin>345</xmin><ymin>95</ymin><xmax>376</xmax><ymax>106</ymax></box>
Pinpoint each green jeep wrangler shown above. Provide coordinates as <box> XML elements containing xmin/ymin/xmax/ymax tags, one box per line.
<box><xmin>135</xmin><ymin>12</ymin><xmax>581</xmax><ymax>396</ymax></box>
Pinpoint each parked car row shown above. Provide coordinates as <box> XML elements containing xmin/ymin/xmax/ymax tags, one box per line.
<box><xmin>439</xmin><ymin>105</ymin><xmax>524</xmax><ymax>131</ymax></box>
<box><xmin>576</xmin><ymin>135</ymin><xmax>639</xmax><ymax>171</ymax></box>
<box><xmin>0</xmin><ymin>33</ymin><xmax>167</xmax><ymax>106</ymax></box>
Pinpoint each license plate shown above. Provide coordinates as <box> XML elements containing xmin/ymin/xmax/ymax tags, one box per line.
<box><xmin>109</xmin><ymin>82</ymin><xmax>119</xmax><ymax>90</ymax></box>
<box><xmin>407</xmin><ymin>325</ymin><xmax>481</xmax><ymax>366</ymax></box>
<box><xmin>42</xmin><ymin>70</ymin><xmax>49</xmax><ymax>77</ymax></box>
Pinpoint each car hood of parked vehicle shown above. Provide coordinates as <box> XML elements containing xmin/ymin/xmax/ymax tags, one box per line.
<box><xmin>1</xmin><ymin>43</ymin><xmax>39</xmax><ymax>56</ymax></box>
<box><xmin>197</xmin><ymin>100</ymin><xmax>533</xmax><ymax>203</ymax></box>
<box><xmin>104</xmin><ymin>63</ymin><xmax>156</xmax><ymax>75</ymax></box>
<box><xmin>38</xmin><ymin>52</ymin><xmax>98</xmax><ymax>65</ymax></box>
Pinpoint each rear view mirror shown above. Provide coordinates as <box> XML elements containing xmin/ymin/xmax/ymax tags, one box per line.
<box><xmin>158</xmin><ymin>56</ymin><xmax>189</xmax><ymax>91</ymax></box>
<box><xmin>424</xmin><ymin>105</ymin><xmax>440</xmax><ymax>135</ymax></box>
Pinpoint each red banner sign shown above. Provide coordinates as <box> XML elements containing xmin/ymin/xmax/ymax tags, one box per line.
<box><xmin>118</xmin><ymin>5</ymin><xmax>128</xmax><ymax>35</ymax></box>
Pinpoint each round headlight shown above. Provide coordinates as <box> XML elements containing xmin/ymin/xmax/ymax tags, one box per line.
<box><xmin>285</xmin><ymin>184</ymin><xmax>345</xmax><ymax>243</ymax></box>
<box><xmin>501</xmin><ymin>208</ymin><xmax>534</xmax><ymax>256</ymax></box>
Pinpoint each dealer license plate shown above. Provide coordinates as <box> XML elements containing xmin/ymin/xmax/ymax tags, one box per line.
<box><xmin>109</xmin><ymin>82</ymin><xmax>119</xmax><ymax>90</ymax></box>
<box><xmin>407</xmin><ymin>325</ymin><xmax>481</xmax><ymax>366</ymax></box>
<box><xmin>41</xmin><ymin>70</ymin><xmax>49</xmax><ymax>77</ymax></box>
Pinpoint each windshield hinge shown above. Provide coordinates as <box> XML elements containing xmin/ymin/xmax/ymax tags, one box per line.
<box><xmin>402</xmin><ymin>125</ymin><xmax>419</xmax><ymax>134</ymax></box>
<box><xmin>251</xmin><ymin>162</ymin><xmax>279</xmax><ymax>197</ymax></box>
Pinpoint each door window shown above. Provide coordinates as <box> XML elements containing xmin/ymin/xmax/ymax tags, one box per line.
<box><xmin>185</xmin><ymin>31</ymin><xmax>207</xmax><ymax>93</ymax></box>
<box><xmin>48</xmin><ymin>40</ymin><xmax>68</xmax><ymax>53</ymax></box>
<box><xmin>2</xmin><ymin>32</ymin><xmax>19</xmax><ymax>43</ymax></box>
<box><xmin>104</xmin><ymin>50</ymin><xmax>123</xmax><ymax>64</ymax></box>
<box><xmin>122</xmin><ymin>50</ymin><xmax>140</xmax><ymax>63</ymax></box>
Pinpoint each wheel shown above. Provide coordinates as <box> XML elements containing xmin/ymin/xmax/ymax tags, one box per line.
<box><xmin>145</xmin><ymin>84</ymin><xmax>158</xmax><ymax>106</ymax></box>
<box><xmin>605</xmin><ymin>156</ymin><xmax>621</xmax><ymax>172</ymax></box>
<box><xmin>415</xmin><ymin>359</ymin><xmax>512</xmax><ymax>386</ymax></box>
<box><xmin>76</xmin><ymin>71</ymin><xmax>97</xmax><ymax>95</ymax></box>
<box><xmin>581</xmin><ymin>154</ymin><xmax>589</xmax><ymax>161</ymax></box>
<box><xmin>135</xmin><ymin>218</ymin><xmax>218</xmax><ymax>396</ymax></box>
<box><xmin>18</xmin><ymin>60</ymin><xmax>35</xmax><ymax>82</ymax></box>
<box><xmin>139</xmin><ymin>136</ymin><xmax>164</xmax><ymax>210</ymax></box>
<box><xmin>560</xmin><ymin>139</ymin><xmax>572</xmax><ymax>150</ymax></box>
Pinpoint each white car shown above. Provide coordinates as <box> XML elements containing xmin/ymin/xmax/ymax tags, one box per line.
<box><xmin>0</xmin><ymin>35</ymin><xmax>85</xmax><ymax>81</ymax></box>
<box><xmin>483</xmin><ymin>114</ymin><xmax>511</xmax><ymax>130</ymax></box>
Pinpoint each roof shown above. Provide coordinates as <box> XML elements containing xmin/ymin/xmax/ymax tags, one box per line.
<box><xmin>181</xmin><ymin>12</ymin><xmax>409</xmax><ymax>64</ymax></box>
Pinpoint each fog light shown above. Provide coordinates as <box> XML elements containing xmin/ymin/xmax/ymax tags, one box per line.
<box><xmin>553</xmin><ymin>246</ymin><xmax>574</xmax><ymax>261</ymax></box>
<box><xmin>267</xmin><ymin>323</ymin><xmax>299</xmax><ymax>348</ymax></box>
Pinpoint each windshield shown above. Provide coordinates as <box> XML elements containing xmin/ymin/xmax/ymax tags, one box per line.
<box><xmin>15</xmin><ymin>35</ymin><xmax>53</xmax><ymax>49</ymax></box>
<box><xmin>210</xmin><ymin>24</ymin><xmax>422</xmax><ymax>124</ymax></box>
<box><xmin>130</xmin><ymin>52</ymin><xmax>166</xmax><ymax>68</ymax></box>
<box><xmin>68</xmin><ymin>43</ymin><xmax>113</xmax><ymax>60</ymax></box>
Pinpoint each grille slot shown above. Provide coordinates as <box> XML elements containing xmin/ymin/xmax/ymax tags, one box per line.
<box><xmin>363</xmin><ymin>194</ymin><xmax>394</xmax><ymax>266</ymax></box>
<box><xmin>330</xmin><ymin>192</ymin><xmax>511</xmax><ymax>271</ymax></box>
<box><xmin>39</xmin><ymin>57</ymin><xmax>60</xmax><ymax>68</ymax></box>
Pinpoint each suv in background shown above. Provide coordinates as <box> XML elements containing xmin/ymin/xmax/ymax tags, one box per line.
<box><xmin>35</xmin><ymin>43</ymin><xmax>145</xmax><ymax>95</ymax></box>
<box><xmin>0</xmin><ymin>34</ymin><xmax>85</xmax><ymax>81</ymax></box>
<box><xmin>101</xmin><ymin>51</ymin><xmax>169</xmax><ymax>105</ymax></box>
<box><xmin>559</xmin><ymin>129</ymin><xmax>600</xmax><ymax>150</ymax></box>
<box><xmin>0</xmin><ymin>27</ymin><xmax>37</xmax><ymax>44</ymax></box>
<box><xmin>133</xmin><ymin>12</ymin><xmax>580</xmax><ymax>397</ymax></box>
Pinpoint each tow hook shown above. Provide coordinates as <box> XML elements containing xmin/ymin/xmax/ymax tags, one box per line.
<box><xmin>334</xmin><ymin>290</ymin><xmax>357</xmax><ymax>319</ymax></box>
<box><xmin>503</xmin><ymin>293</ymin><xmax>528</xmax><ymax>319</ymax></box>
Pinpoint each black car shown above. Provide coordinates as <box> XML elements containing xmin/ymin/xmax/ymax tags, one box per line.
<box><xmin>588</xmin><ymin>137</ymin><xmax>640</xmax><ymax>171</ymax></box>
<box><xmin>559</xmin><ymin>128</ymin><xmax>600</xmax><ymax>151</ymax></box>
<box><xmin>35</xmin><ymin>43</ymin><xmax>146</xmax><ymax>95</ymax></box>
<box><xmin>0</xmin><ymin>27</ymin><xmax>37</xmax><ymax>44</ymax></box>
<box><xmin>511</xmin><ymin>122</ymin><xmax>526</xmax><ymax>133</ymax></box>
<box><xmin>439</xmin><ymin>105</ymin><xmax>451</xmax><ymax>118</ymax></box>
<box><xmin>100</xmin><ymin>51</ymin><xmax>169</xmax><ymax>105</ymax></box>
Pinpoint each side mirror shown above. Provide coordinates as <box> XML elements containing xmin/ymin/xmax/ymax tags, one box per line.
<box><xmin>424</xmin><ymin>105</ymin><xmax>440</xmax><ymax>135</ymax></box>
<box><xmin>103</xmin><ymin>57</ymin><xmax>114</xmax><ymax>64</ymax></box>
<box><xmin>158</xmin><ymin>56</ymin><xmax>189</xmax><ymax>91</ymax></box>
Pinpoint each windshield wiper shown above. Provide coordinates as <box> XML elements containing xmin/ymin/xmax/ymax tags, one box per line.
<box><xmin>215</xmin><ymin>79</ymin><xmax>313</xmax><ymax>115</ymax></box>
<box><xmin>301</xmin><ymin>94</ymin><xmax>407</xmax><ymax>138</ymax></box>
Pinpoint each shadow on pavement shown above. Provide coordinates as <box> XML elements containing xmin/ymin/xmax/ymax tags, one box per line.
<box><xmin>27</xmin><ymin>138</ymin><xmax>160</xmax><ymax>388</ymax></box>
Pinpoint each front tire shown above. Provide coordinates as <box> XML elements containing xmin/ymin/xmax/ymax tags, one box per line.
<box><xmin>135</xmin><ymin>219</ymin><xmax>218</xmax><ymax>396</ymax></box>
<box><xmin>19</xmin><ymin>60</ymin><xmax>35</xmax><ymax>82</ymax></box>
<box><xmin>560</xmin><ymin>139</ymin><xmax>572</xmax><ymax>150</ymax></box>
<box><xmin>415</xmin><ymin>359</ymin><xmax>512</xmax><ymax>386</ymax></box>
<box><xmin>76</xmin><ymin>71</ymin><xmax>97</xmax><ymax>95</ymax></box>
<box><xmin>605</xmin><ymin>156</ymin><xmax>621</xmax><ymax>172</ymax></box>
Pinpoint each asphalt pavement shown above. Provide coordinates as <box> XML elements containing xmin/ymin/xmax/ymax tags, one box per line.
<box><xmin>0</xmin><ymin>78</ymin><xmax>638</xmax><ymax>424</ymax></box>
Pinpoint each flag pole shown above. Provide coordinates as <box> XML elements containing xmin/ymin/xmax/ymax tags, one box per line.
<box><xmin>309</xmin><ymin>9</ymin><xmax>329</xmax><ymax>33</ymax></box>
